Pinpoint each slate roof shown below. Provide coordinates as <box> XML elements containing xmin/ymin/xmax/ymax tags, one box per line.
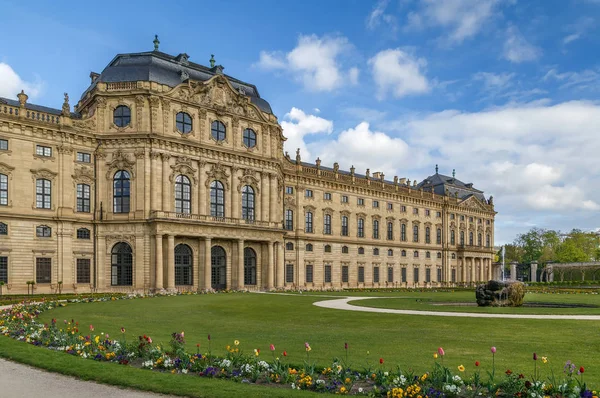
<box><xmin>416</xmin><ymin>172</ymin><xmax>486</xmax><ymax>201</ymax></box>
<box><xmin>81</xmin><ymin>50</ymin><xmax>273</xmax><ymax>114</ymax></box>
<box><xmin>0</xmin><ymin>97</ymin><xmax>80</xmax><ymax>118</ymax></box>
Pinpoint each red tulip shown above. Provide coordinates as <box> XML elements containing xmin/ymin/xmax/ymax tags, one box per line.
<box><xmin>379</xmin><ymin>358</ymin><xmax>384</xmax><ymax>364</ymax></box>
<box><xmin>283</xmin><ymin>351</ymin><xmax>287</xmax><ymax>357</ymax></box>
<box><xmin>437</xmin><ymin>347</ymin><xmax>445</xmax><ymax>356</ymax></box>
<box><xmin>344</xmin><ymin>342</ymin><xmax>348</xmax><ymax>350</ymax></box>
<box><xmin>270</xmin><ymin>344</ymin><xmax>275</xmax><ymax>351</ymax></box>
<box><xmin>208</xmin><ymin>334</ymin><xmax>211</xmax><ymax>341</ymax></box>
<box><xmin>475</xmin><ymin>361</ymin><xmax>480</xmax><ymax>367</ymax></box>
<box><xmin>533</xmin><ymin>353</ymin><xmax>537</xmax><ymax>361</ymax></box>
<box><xmin>580</xmin><ymin>366</ymin><xmax>585</xmax><ymax>374</ymax></box>
<box><xmin>490</xmin><ymin>346</ymin><xmax>497</xmax><ymax>354</ymax></box>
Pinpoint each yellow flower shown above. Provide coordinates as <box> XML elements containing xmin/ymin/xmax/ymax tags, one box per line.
<box><xmin>458</xmin><ymin>365</ymin><xmax>465</xmax><ymax>372</ymax></box>
<box><xmin>433</xmin><ymin>353</ymin><xmax>438</xmax><ymax>359</ymax></box>
<box><xmin>345</xmin><ymin>377</ymin><xmax>351</xmax><ymax>383</ymax></box>
<box><xmin>234</xmin><ymin>340</ymin><xmax>240</xmax><ymax>346</ymax></box>
<box><xmin>340</xmin><ymin>386</ymin><xmax>347</xmax><ymax>393</ymax></box>
<box><xmin>542</xmin><ymin>356</ymin><xmax>548</xmax><ymax>364</ymax></box>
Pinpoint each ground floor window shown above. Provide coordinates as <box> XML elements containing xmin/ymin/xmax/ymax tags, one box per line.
<box><xmin>414</xmin><ymin>268</ymin><xmax>420</xmax><ymax>283</ymax></box>
<box><xmin>175</xmin><ymin>244</ymin><xmax>193</xmax><ymax>285</ymax></box>
<box><xmin>437</xmin><ymin>268</ymin><xmax>442</xmax><ymax>282</ymax></box>
<box><xmin>285</xmin><ymin>264</ymin><xmax>294</xmax><ymax>283</ymax></box>
<box><xmin>76</xmin><ymin>258</ymin><xmax>90</xmax><ymax>284</ymax></box>
<box><xmin>111</xmin><ymin>242</ymin><xmax>133</xmax><ymax>286</ymax></box>
<box><xmin>324</xmin><ymin>265</ymin><xmax>332</xmax><ymax>283</ymax></box>
<box><xmin>358</xmin><ymin>266</ymin><xmax>364</xmax><ymax>283</ymax></box>
<box><xmin>451</xmin><ymin>268</ymin><xmax>456</xmax><ymax>282</ymax></box>
<box><xmin>0</xmin><ymin>256</ymin><xmax>7</xmax><ymax>283</ymax></box>
<box><xmin>426</xmin><ymin>268</ymin><xmax>431</xmax><ymax>283</ymax></box>
<box><xmin>342</xmin><ymin>265</ymin><xmax>349</xmax><ymax>283</ymax></box>
<box><xmin>401</xmin><ymin>268</ymin><xmax>407</xmax><ymax>283</ymax></box>
<box><xmin>305</xmin><ymin>264</ymin><xmax>313</xmax><ymax>283</ymax></box>
<box><xmin>36</xmin><ymin>258</ymin><xmax>51</xmax><ymax>284</ymax></box>
<box><xmin>244</xmin><ymin>248</ymin><xmax>257</xmax><ymax>285</ymax></box>
<box><xmin>388</xmin><ymin>267</ymin><xmax>393</xmax><ymax>283</ymax></box>
<box><xmin>211</xmin><ymin>246</ymin><xmax>226</xmax><ymax>290</ymax></box>
<box><xmin>373</xmin><ymin>266</ymin><xmax>380</xmax><ymax>283</ymax></box>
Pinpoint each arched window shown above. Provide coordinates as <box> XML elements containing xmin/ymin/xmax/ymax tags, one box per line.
<box><xmin>211</xmin><ymin>120</ymin><xmax>226</xmax><ymax>141</ymax></box>
<box><xmin>306</xmin><ymin>243</ymin><xmax>313</xmax><ymax>252</ymax></box>
<box><xmin>285</xmin><ymin>209</ymin><xmax>294</xmax><ymax>230</ymax></box>
<box><xmin>341</xmin><ymin>216</ymin><xmax>348</xmax><ymax>236</ymax></box>
<box><xmin>286</xmin><ymin>242</ymin><xmax>294</xmax><ymax>250</ymax></box>
<box><xmin>460</xmin><ymin>231</ymin><xmax>465</xmax><ymax>245</ymax></box>
<box><xmin>437</xmin><ymin>228</ymin><xmax>442</xmax><ymax>244</ymax></box>
<box><xmin>243</xmin><ymin>128</ymin><xmax>257</xmax><ymax>148</ymax></box>
<box><xmin>324</xmin><ymin>214</ymin><xmax>332</xmax><ymax>235</ymax></box>
<box><xmin>413</xmin><ymin>225</ymin><xmax>419</xmax><ymax>242</ymax></box>
<box><xmin>388</xmin><ymin>249</ymin><xmax>393</xmax><ymax>256</ymax></box>
<box><xmin>451</xmin><ymin>230</ymin><xmax>456</xmax><ymax>245</ymax></box>
<box><xmin>111</xmin><ymin>242</ymin><xmax>132</xmax><ymax>286</ymax></box>
<box><xmin>401</xmin><ymin>223</ymin><xmax>407</xmax><ymax>241</ymax></box>
<box><xmin>175</xmin><ymin>175</ymin><xmax>191</xmax><ymax>214</ymax></box>
<box><xmin>324</xmin><ymin>244</ymin><xmax>332</xmax><ymax>253</ymax></box>
<box><xmin>469</xmin><ymin>231</ymin><xmax>474</xmax><ymax>246</ymax></box>
<box><xmin>244</xmin><ymin>248</ymin><xmax>257</xmax><ymax>285</ymax></box>
<box><xmin>478</xmin><ymin>233</ymin><xmax>482</xmax><ymax>247</ymax></box>
<box><xmin>401</xmin><ymin>249</ymin><xmax>406</xmax><ymax>257</ymax></box>
<box><xmin>357</xmin><ymin>218</ymin><xmax>365</xmax><ymax>237</ymax></box>
<box><xmin>211</xmin><ymin>246</ymin><xmax>226</xmax><ymax>289</ymax></box>
<box><xmin>241</xmin><ymin>185</ymin><xmax>255</xmax><ymax>221</ymax></box>
<box><xmin>452</xmin><ymin>253</ymin><xmax>456</xmax><ymax>259</ymax></box>
<box><xmin>176</xmin><ymin>112</ymin><xmax>192</xmax><ymax>134</ymax></box>
<box><xmin>0</xmin><ymin>173</ymin><xmax>7</xmax><ymax>206</ymax></box>
<box><xmin>414</xmin><ymin>250</ymin><xmax>419</xmax><ymax>258</ymax></box>
<box><xmin>0</xmin><ymin>222</ymin><xmax>7</xmax><ymax>235</ymax></box>
<box><xmin>76</xmin><ymin>184</ymin><xmax>90</xmax><ymax>213</ymax></box>
<box><xmin>425</xmin><ymin>227</ymin><xmax>431</xmax><ymax>244</ymax></box>
<box><xmin>174</xmin><ymin>244</ymin><xmax>193</xmax><ymax>285</ymax></box>
<box><xmin>113</xmin><ymin>105</ymin><xmax>131</xmax><ymax>127</ymax></box>
<box><xmin>76</xmin><ymin>228</ymin><xmax>90</xmax><ymax>239</ymax></box>
<box><xmin>373</xmin><ymin>248</ymin><xmax>380</xmax><ymax>256</ymax></box>
<box><xmin>437</xmin><ymin>252</ymin><xmax>442</xmax><ymax>259</ymax></box>
<box><xmin>36</xmin><ymin>178</ymin><xmax>51</xmax><ymax>209</ymax></box>
<box><xmin>36</xmin><ymin>225</ymin><xmax>51</xmax><ymax>237</ymax></box>
<box><xmin>342</xmin><ymin>246</ymin><xmax>349</xmax><ymax>254</ymax></box>
<box><xmin>373</xmin><ymin>219</ymin><xmax>379</xmax><ymax>239</ymax></box>
<box><xmin>426</xmin><ymin>251</ymin><xmax>431</xmax><ymax>259</ymax></box>
<box><xmin>113</xmin><ymin>170</ymin><xmax>130</xmax><ymax>213</ymax></box>
<box><xmin>387</xmin><ymin>222</ymin><xmax>393</xmax><ymax>240</ymax></box>
<box><xmin>358</xmin><ymin>247</ymin><xmax>365</xmax><ymax>255</ymax></box>
<box><xmin>486</xmin><ymin>234</ymin><xmax>491</xmax><ymax>248</ymax></box>
<box><xmin>305</xmin><ymin>211</ymin><xmax>313</xmax><ymax>233</ymax></box>
<box><xmin>210</xmin><ymin>180</ymin><xmax>225</xmax><ymax>217</ymax></box>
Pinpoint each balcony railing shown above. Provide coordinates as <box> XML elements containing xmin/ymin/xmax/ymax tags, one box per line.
<box><xmin>149</xmin><ymin>211</ymin><xmax>276</xmax><ymax>228</ymax></box>
<box><xmin>456</xmin><ymin>244</ymin><xmax>494</xmax><ymax>253</ymax></box>
<box><xmin>1</xmin><ymin>104</ymin><xmax>61</xmax><ymax>124</ymax></box>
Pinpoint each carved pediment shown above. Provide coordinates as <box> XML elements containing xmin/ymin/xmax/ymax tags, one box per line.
<box><xmin>357</xmin><ymin>212</ymin><xmax>367</xmax><ymax>218</ymax></box>
<box><xmin>340</xmin><ymin>210</ymin><xmax>351</xmax><ymax>216</ymax></box>
<box><xmin>105</xmin><ymin>150</ymin><xmax>135</xmax><ymax>179</ymax></box>
<box><xmin>459</xmin><ymin>196</ymin><xmax>489</xmax><ymax>211</ymax></box>
<box><xmin>73</xmin><ymin>113</ymin><xmax>97</xmax><ymax>130</ymax></box>
<box><xmin>73</xmin><ymin>166</ymin><xmax>94</xmax><ymax>185</ymax></box>
<box><xmin>284</xmin><ymin>196</ymin><xmax>296</xmax><ymax>208</ymax></box>
<box><xmin>0</xmin><ymin>162</ymin><xmax>15</xmax><ymax>175</ymax></box>
<box><xmin>237</xmin><ymin>168</ymin><xmax>260</xmax><ymax>193</ymax></box>
<box><xmin>31</xmin><ymin>168</ymin><xmax>58</xmax><ymax>181</ymax></box>
<box><xmin>205</xmin><ymin>162</ymin><xmax>230</xmax><ymax>189</ymax></box>
<box><xmin>303</xmin><ymin>205</ymin><xmax>316</xmax><ymax>212</ymax></box>
<box><xmin>170</xmin><ymin>156</ymin><xmax>198</xmax><ymax>184</ymax></box>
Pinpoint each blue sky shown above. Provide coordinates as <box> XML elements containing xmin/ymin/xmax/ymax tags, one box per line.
<box><xmin>1</xmin><ymin>0</ymin><xmax>600</xmax><ymax>244</ymax></box>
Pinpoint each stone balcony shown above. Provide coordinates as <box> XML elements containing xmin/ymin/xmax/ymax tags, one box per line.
<box><xmin>456</xmin><ymin>244</ymin><xmax>495</xmax><ymax>253</ymax></box>
<box><xmin>149</xmin><ymin>210</ymin><xmax>281</xmax><ymax>229</ymax></box>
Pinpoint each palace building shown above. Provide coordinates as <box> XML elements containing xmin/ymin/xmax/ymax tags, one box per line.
<box><xmin>0</xmin><ymin>40</ymin><xmax>498</xmax><ymax>293</ymax></box>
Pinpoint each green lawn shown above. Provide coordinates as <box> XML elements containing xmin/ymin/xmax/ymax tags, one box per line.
<box><xmin>33</xmin><ymin>292</ymin><xmax>600</xmax><ymax>388</ymax></box>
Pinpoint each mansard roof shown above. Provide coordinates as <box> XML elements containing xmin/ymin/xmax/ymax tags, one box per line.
<box><xmin>417</xmin><ymin>172</ymin><xmax>486</xmax><ymax>201</ymax></box>
<box><xmin>81</xmin><ymin>50</ymin><xmax>273</xmax><ymax>114</ymax></box>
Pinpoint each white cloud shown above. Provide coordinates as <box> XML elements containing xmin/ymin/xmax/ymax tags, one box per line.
<box><xmin>281</xmin><ymin>108</ymin><xmax>333</xmax><ymax>160</ymax></box>
<box><xmin>368</xmin><ymin>49</ymin><xmax>430</xmax><ymax>100</ymax></box>
<box><xmin>503</xmin><ymin>26</ymin><xmax>542</xmax><ymax>63</ymax></box>
<box><xmin>563</xmin><ymin>17</ymin><xmax>594</xmax><ymax>45</ymax></box>
<box><xmin>366</xmin><ymin>0</ymin><xmax>398</xmax><ymax>33</ymax></box>
<box><xmin>0</xmin><ymin>63</ymin><xmax>43</xmax><ymax>100</ymax></box>
<box><xmin>406</xmin><ymin>0</ymin><xmax>504</xmax><ymax>43</ymax></box>
<box><xmin>473</xmin><ymin>72</ymin><xmax>515</xmax><ymax>90</ymax></box>
<box><xmin>543</xmin><ymin>68</ymin><xmax>600</xmax><ymax>90</ymax></box>
<box><xmin>255</xmin><ymin>35</ymin><xmax>358</xmax><ymax>92</ymax></box>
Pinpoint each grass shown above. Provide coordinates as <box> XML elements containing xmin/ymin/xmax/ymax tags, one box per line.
<box><xmin>31</xmin><ymin>292</ymin><xmax>600</xmax><ymax>388</ymax></box>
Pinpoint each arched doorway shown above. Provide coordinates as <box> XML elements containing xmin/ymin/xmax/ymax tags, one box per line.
<box><xmin>111</xmin><ymin>242</ymin><xmax>132</xmax><ymax>286</ymax></box>
<box><xmin>211</xmin><ymin>246</ymin><xmax>226</xmax><ymax>289</ymax></box>
<box><xmin>175</xmin><ymin>244</ymin><xmax>193</xmax><ymax>285</ymax></box>
<box><xmin>244</xmin><ymin>247</ymin><xmax>257</xmax><ymax>286</ymax></box>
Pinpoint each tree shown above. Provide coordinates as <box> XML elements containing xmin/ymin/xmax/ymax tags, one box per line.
<box><xmin>555</xmin><ymin>238</ymin><xmax>588</xmax><ymax>263</ymax></box>
<box><xmin>515</xmin><ymin>228</ymin><xmax>545</xmax><ymax>263</ymax></box>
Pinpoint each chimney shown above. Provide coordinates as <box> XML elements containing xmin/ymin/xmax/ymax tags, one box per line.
<box><xmin>90</xmin><ymin>72</ymin><xmax>100</xmax><ymax>84</ymax></box>
<box><xmin>372</xmin><ymin>171</ymin><xmax>381</xmax><ymax>180</ymax></box>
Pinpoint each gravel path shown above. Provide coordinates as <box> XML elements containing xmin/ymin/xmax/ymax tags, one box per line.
<box><xmin>313</xmin><ymin>296</ymin><xmax>600</xmax><ymax>320</ymax></box>
<box><xmin>0</xmin><ymin>358</ymin><xmax>173</xmax><ymax>398</ymax></box>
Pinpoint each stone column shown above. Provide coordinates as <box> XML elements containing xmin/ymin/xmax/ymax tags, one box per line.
<box><xmin>167</xmin><ymin>235</ymin><xmax>175</xmax><ymax>289</ymax></box>
<box><xmin>155</xmin><ymin>234</ymin><xmax>163</xmax><ymax>289</ymax></box>
<box><xmin>144</xmin><ymin>151</ymin><xmax>151</xmax><ymax>217</ymax></box>
<box><xmin>228</xmin><ymin>168</ymin><xmax>235</xmax><ymax>218</ymax></box>
<box><xmin>237</xmin><ymin>239</ymin><xmax>244</xmax><ymax>289</ymax></box>
<box><xmin>530</xmin><ymin>261</ymin><xmax>538</xmax><ymax>283</ymax></box>
<box><xmin>510</xmin><ymin>261</ymin><xmax>518</xmax><ymax>281</ymax></box>
<box><xmin>150</xmin><ymin>152</ymin><xmax>161</xmax><ymax>212</ymax></box>
<box><xmin>478</xmin><ymin>258</ymin><xmax>484</xmax><ymax>282</ymax></box>
<box><xmin>194</xmin><ymin>239</ymin><xmax>201</xmax><ymax>290</ymax></box>
<box><xmin>97</xmin><ymin>235</ymin><xmax>106</xmax><ymax>290</ymax></box>
<box><xmin>487</xmin><ymin>258</ymin><xmax>493</xmax><ymax>281</ymax></box>
<box><xmin>269</xmin><ymin>174</ymin><xmax>277</xmax><ymax>224</ymax></box>
<box><xmin>276</xmin><ymin>241</ymin><xmax>284</xmax><ymax>288</ymax></box>
<box><xmin>204</xmin><ymin>237</ymin><xmax>212</xmax><ymax>290</ymax></box>
<box><xmin>267</xmin><ymin>242</ymin><xmax>274</xmax><ymax>289</ymax></box>
<box><xmin>135</xmin><ymin>236</ymin><xmax>145</xmax><ymax>289</ymax></box>
<box><xmin>199</xmin><ymin>163</ymin><xmax>206</xmax><ymax>215</ymax></box>
<box><xmin>469</xmin><ymin>257</ymin><xmax>475</xmax><ymax>283</ymax></box>
<box><xmin>162</xmin><ymin>154</ymin><xmax>171</xmax><ymax>212</ymax></box>
<box><xmin>261</xmin><ymin>172</ymin><xmax>269</xmax><ymax>222</ymax></box>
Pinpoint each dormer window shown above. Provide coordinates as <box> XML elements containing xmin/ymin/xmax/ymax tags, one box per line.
<box><xmin>113</xmin><ymin>105</ymin><xmax>131</xmax><ymax>127</ymax></box>
<box><xmin>176</xmin><ymin>112</ymin><xmax>192</xmax><ymax>134</ymax></box>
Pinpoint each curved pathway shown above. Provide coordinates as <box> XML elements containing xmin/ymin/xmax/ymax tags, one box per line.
<box><xmin>313</xmin><ymin>297</ymin><xmax>600</xmax><ymax>320</ymax></box>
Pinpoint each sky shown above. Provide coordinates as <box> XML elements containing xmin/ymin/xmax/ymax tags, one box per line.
<box><xmin>1</xmin><ymin>0</ymin><xmax>599</xmax><ymax>244</ymax></box>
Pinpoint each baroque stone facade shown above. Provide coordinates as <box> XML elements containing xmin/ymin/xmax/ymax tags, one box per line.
<box><xmin>0</xmin><ymin>47</ymin><xmax>497</xmax><ymax>293</ymax></box>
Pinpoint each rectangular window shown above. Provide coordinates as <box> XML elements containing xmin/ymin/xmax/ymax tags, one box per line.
<box><xmin>460</xmin><ymin>215</ymin><xmax>465</xmax><ymax>221</ymax></box>
<box><xmin>413</xmin><ymin>208</ymin><xmax>419</xmax><ymax>215</ymax></box>
<box><xmin>451</xmin><ymin>268</ymin><xmax>457</xmax><ymax>283</ymax></box>
<box><xmin>450</xmin><ymin>213</ymin><xmax>455</xmax><ymax>220</ymax></box>
<box><xmin>305</xmin><ymin>189</ymin><xmax>313</xmax><ymax>198</ymax></box>
<box><xmin>0</xmin><ymin>139</ymin><xmax>7</xmax><ymax>151</ymax></box>
<box><xmin>387</xmin><ymin>222</ymin><xmax>393</xmax><ymax>240</ymax></box>
<box><xmin>436</xmin><ymin>228</ymin><xmax>442</xmax><ymax>245</ymax></box>
<box><xmin>76</xmin><ymin>258</ymin><xmax>91</xmax><ymax>284</ymax></box>
<box><xmin>285</xmin><ymin>209</ymin><xmax>294</xmax><ymax>231</ymax></box>
<box><xmin>341</xmin><ymin>216</ymin><xmax>348</xmax><ymax>236</ymax></box>
<box><xmin>324</xmin><ymin>265</ymin><xmax>332</xmax><ymax>283</ymax></box>
<box><xmin>357</xmin><ymin>218</ymin><xmax>364</xmax><ymax>237</ymax></box>
<box><xmin>373</xmin><ymin>200</ymin><xmax>379</xmax><ymax>208</ymax></box>
<box><xmin>357</xmin><ymin>198</ymin><xmax>364</xmax><ymax>206</ymax></box>
<box><xmin>36</xmin><ymin>258</ymin><xmax>52</xmax><ymax>283</ymax></box>
<box><xmin>76</xmin><ymin>228</ymin><xmax>90</xmax><ymax>239</ymax></box>
<box><xmin>387</xmin><ymin>202</ymin><xmax>393</xmax><ymax>210</ymax></box>
<box><xmin>285</xmin><ymin>186</ymin><xmax>294</xmax><ymax>194</ymax></box>
<box><xmin>305</xmin><ymin>264</ymin><xmax>313</xmax><ymax>283</ymax></box>
<box><xmin>324</xmin><ymin>192</ymin><xmax>332</xmax><ymax>200</ymax></box>
<box><xmin>388</xmin><ymin>267</ymin><xmax>393</xmax><ymax>283</ymax></box>
<box><xmin>0</xmin><ymin>174</ymin><xmax>7</xmax><ymax>206</ymax></box>
<box><xmin>358</xmin><ymin>266</ymin><xmax>365</xmax><ymax>283</ymax></box>
<box><xmin>36</xmin><ymin>179</ymin><xmax>51</xmax><ymax>209</ymax></box>
<box><xmin>36</xmin><ymin>145</ymin><xmax>52</xmax><ymax>157</ymax></box>
<box><xmin>414</xmin><ymin>268</ymin><xmax>419</xmax><ymax>283</ymax></box>
<box><xmin>373</xmin><ymin>266</ymin><xmax>380</xmax><ymax>283</ymax></box>
<box><xmin>341</xmin><ymin>195</ymin><xmax>348</xmax><ymax>203</ymax></box>
<box><xmin>76</xmin><ymin>184</ymin><xmax>91</xmax><ymax>213</ymax></box>
<box><xmin>436</xmin><ymin>211</ymin><xmax>442</xmax><ymax>218</ymax></box>
<box><xmin>342</xmin><ymin>265</ymin><xmax>349</xmax><ymax>283</ymax></box>
<box><xmin>305</xmin><ymin>212</ymin><xmax>313</xmax><ymax>233</ymax></box>
<box><xmin>373</xmin><ymin>220</ymin><xmax>379</xmax><ymax>239</ymax></box>
<box><xmin>401</xmin><ymin>268</ymin><xmax>407</xmax><ymax>283</ymax></box>
<box><xmin>437</xmin><ymin>268</ymin><xmax>442</xmax><ymax>282</ymax></box>
<box><xmin>425</xmin><ymin>209</ymin><xmax>431</xmax><ymax>216</ymax></box>
<box><xmin>285</xmin><ymin>264</ymin><xmax>294</xmax><ymax>283</ymax></box>
<box><xmin>324</xmin><ymin>215</ymin><xmax>332</xmax><ymax>235</ymax></box>
<box><xmin>469</xmin><ymin>217</ymin><xmax>474</xmax><ymax>222</ymax></box>
<box><xmin>426</xmin><ymin>268</ymin><xmax>431</xmax><ymax>283</ymax></box>
<box><xmin>76</xmin><ymin>152</ymin><xmax>91</xmax><ymax>163</ymax></box>
<box><xmin>401</xmin><ymin>205</ymin><xmax>406</xmax><ymax>212</ymax></box>
<box><xmin>486</xmin><ymin>219</ymin><xmax>490</xmax><ymax>225</ymax></box>
<box><xmin>0</xmin><ymin>256</ymin><xmax>7</xmax><ymax>283</ymax></box>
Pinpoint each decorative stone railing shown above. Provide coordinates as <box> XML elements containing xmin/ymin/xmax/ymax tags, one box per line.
<box><xmin>456</xmin><ymin>244</ymin><xmax>494</xmax><ymax>253</ymax></box>
<box><xmin>0</xmin><ymin>104</ymin><xmax>60</xmax><ymax>124</ymax></box>
<box><xmin>149</xmin><ymin>211</ymin><xmax>277</xmax><ymax>228</ymax></box>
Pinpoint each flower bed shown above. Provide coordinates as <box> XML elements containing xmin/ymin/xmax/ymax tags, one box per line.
<box><xmin>0</xmin><ymin>295</ymin><xmax>597</xmax><ymax>397</ymax></box>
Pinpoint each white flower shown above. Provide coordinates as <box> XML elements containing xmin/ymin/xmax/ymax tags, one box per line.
<box><xmin>291</xmin><ymin>383</ymin><xmax>296</xmax><ymax>389</ymax></box>
<box><xmin>220</xmin><ymin>359</ymin><xmax>231</xmax><ymax>368</ymax></box>
<box><xmin>181</xmin><ymin>369</ymin><xmax>188</xmax><ymax>374</ymax></box>
<box><xmin>384</xmin><ymin>371</ymin><xmax>389</xmax><ymax>376</ymax></box>
<box><xmin>316</xmin><ymin>379</ymin><xmax>325</xmax><ymax>385</ymax></box>
<box><xmin>358</xmin><ymin>387</ymin><xmax>364</xmax><ymax>393</ymax></box>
